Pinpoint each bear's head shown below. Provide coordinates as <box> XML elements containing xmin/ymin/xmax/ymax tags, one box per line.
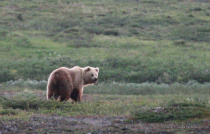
<box><xmin>83</xmin><ymin>66</ymin><xmax>99</xmax><ymax>85</ymax></box>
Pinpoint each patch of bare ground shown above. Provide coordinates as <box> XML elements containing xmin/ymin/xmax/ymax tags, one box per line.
<box><xmin>0</xmin><ymin>115</ymin><xmax>209</xmax><ymax>133</ymax></box>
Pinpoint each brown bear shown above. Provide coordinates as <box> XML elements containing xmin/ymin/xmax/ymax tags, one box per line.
<box><xmin>46</xmin><ymin>66</ymin><xmax>99</xmax><ymax>102</ymax></box>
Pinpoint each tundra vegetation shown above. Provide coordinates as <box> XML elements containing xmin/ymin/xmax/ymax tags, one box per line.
<box><xmin>0</xmin><ymin>0</ymin><xmax>209</xmax><ymax>133</ymax></box>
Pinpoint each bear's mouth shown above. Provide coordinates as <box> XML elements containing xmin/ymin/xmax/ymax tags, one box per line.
<box><xmin>93</xmin><ymin>78</ymin><xmax>98</xmax><ymax>84</ymax></box>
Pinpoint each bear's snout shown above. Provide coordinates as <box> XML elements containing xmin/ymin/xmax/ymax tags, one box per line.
<box><xmin>94</xmin><ymin>78</ymin><xmax>98</xmax><ymax>83</ymax></box>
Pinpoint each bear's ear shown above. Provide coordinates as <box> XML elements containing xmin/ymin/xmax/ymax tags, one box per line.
<box><xmin>85</xmin><ymin>66</ymin><xmax>91</xmax><ymax>72</ymax></box>
<box><xmin>95</xmin><ymin>67</ymin><xmax>99</xmax><ymax>72</ymax></box>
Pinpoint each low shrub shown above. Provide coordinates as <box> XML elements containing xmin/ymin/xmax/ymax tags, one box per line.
<box><xmin>0</xmin><ymin>69</ymin><xmax>16</xmax><ymax>82</ymax></box>
<box><xmin>84</xmin><ymin>25</ymin><xmax>105</xmax><ymax>35</ymax></box>
<box><xmin>23</xmin><ymin>79</ymin><xmax>47</xmax><ymax>90</ymax></box>
<box><xmin>6</xmin><ymin>79</ymin><xmax>47</xmax><ymax>90</ymax></box>
<box><xmin>132</xmin><ymin>102</ymin><xmax>210</xmax><ymax>122</ymax></box>
<box><xmin>104</xmin><ymin>29</ymin><xmax>119</xmax><ymax>36</ymax></box>
<box><xmin>0</xmin><ymin>109</ymin><xmax>18</xmax><ymax>115</ymax></box>
<box><xmin>173</xmin><ymin>40</ymin><xmax>187</xmax><ymax>46</ymax></box>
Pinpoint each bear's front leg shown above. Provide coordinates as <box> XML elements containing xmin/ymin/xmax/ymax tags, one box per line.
<box><xmin>71</xmin><ymin>89</ymin><xmax>83</xmax><ymax>102</ymax></box>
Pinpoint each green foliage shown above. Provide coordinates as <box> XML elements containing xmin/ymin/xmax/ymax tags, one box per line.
<box><xmin>132</xmin><ymin>102</ymin><xmax>210</xmax><ymax>122</ymax></box>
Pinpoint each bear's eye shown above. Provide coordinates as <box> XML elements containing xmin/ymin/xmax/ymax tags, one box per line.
<box><xmin>91</xmin><ymin>74</ymin><xmax>94</xmax><ymax>77</ymax></box>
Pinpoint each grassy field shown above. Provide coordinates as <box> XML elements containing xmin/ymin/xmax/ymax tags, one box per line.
<box><xmin>0</xmin><ymin>0</ymin><xmax>210</xmax><ymax>133</ymax></box>
<box><xmin>0</xmin><ymin>0</ymin><xmax>209</xmax><ymax>83</ymax></box>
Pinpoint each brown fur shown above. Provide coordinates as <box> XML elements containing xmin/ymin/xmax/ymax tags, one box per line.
<box><xmin>47</xmin><ymin>66</ymin><xmax>99</xmax><ymax>102</ymax></box>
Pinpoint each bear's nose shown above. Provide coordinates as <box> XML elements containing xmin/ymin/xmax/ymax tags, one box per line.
<box><xmin>94</xmin><ymin>78</ymin><xmax>98</xmax><ymax>83</ymax></box>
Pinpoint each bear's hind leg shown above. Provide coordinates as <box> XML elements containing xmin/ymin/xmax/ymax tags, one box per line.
<box><xmin>53</xmin><ymin>94</ymin><xmax>60</xmax><ymax>100</ymax></box>
<box><xmin>60</xmin><ymin>96</ymin><xmax>70</xmax><ymax>102</ymax></box>
<box><xmin>71</xmin><ymin>89</ymin><xmax>82</xmax><ymax>102</ymax></box>
<box><xmin>59</xmin><ymin>90</ymin><xmax>71</xmax><ymax>102</ymax></box>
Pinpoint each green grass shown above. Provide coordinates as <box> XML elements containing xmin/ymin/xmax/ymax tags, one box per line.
<box><xmin>0</xmin><ymin>91</ymin><xmax>209</xmax><ymax>118</ymax></box>
<box><xmin>0</xmin><ymin>0</ymin><xmax>209</xmax><ymax>83</ymax></box>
